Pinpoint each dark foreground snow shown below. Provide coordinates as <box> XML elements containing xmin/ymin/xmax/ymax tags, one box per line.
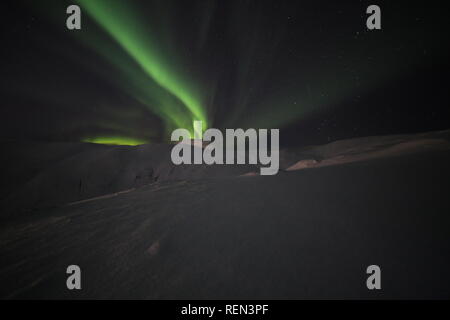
<box><xmin>1</xmin><ymin>131</ymin><xmax>450</xmax><ymax>299</ymax></box>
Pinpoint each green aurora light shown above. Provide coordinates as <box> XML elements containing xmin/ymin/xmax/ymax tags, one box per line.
<box><xmin>83</xmin><ymin>136</ymin><xmax>149</xmax><ymax>146</ymax></box>
<box><xmin>49</xmin><ymin>0</ymin><xmax>430</xmax><ymax>146</ymax></box>
<box><xmin>76</xmin><ymin>0</ymin><xmax>208</xmax><ymax>144</ymax></box>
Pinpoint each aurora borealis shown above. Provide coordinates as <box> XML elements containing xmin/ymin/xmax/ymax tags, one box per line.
<box><xmin>77</xmin><ymin>0</ymin><xmax>208</xmax><ymax>139</ymax></box>
<box><xmin>2</xmin><ymin>0</ymin><xmax>450</xmax><ymax>146</ymax></box>
<box><xmin>82</xmin><ymin>136</ymin><xmax>149</xmax><ymax>146</ymax></box>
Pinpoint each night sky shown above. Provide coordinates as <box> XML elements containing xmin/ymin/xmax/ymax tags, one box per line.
<box><xmin>1</xmin><ymin>0</ymin><xmax>449</xmax><ymax>147</ymax></box>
